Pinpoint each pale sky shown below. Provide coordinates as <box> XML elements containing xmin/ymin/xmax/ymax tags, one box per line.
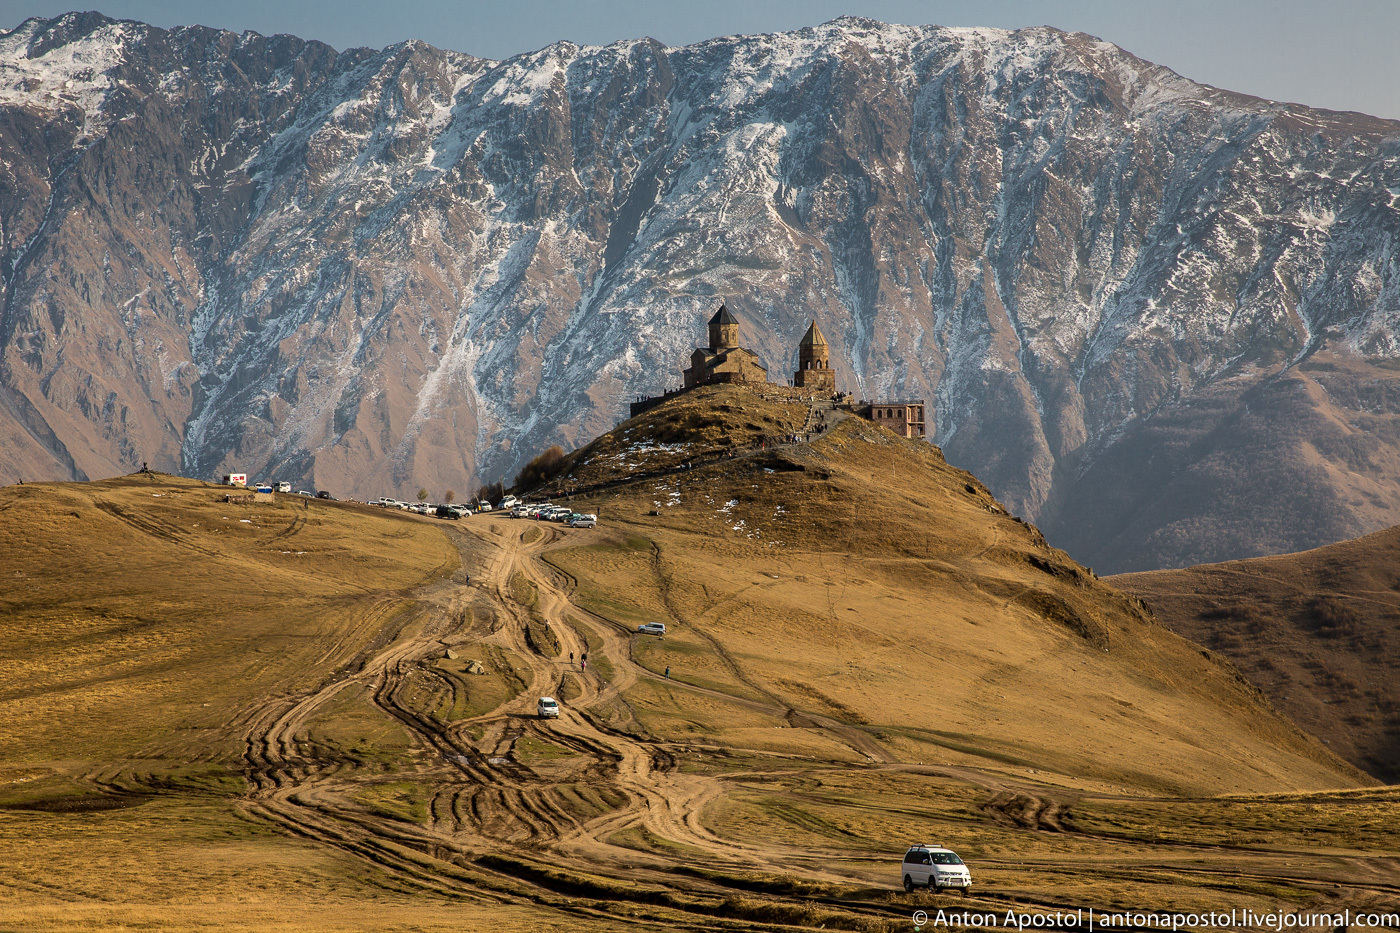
<box><xmin>4</xmin><ymin>0</ymin><xmax>1399</xmax><ymax>120</ymax></box>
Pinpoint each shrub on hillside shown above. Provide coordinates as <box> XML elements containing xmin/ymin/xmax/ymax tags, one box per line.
<box><xmin>514</xmin><ymin>445</ymin><xmax>566</xmax><ymax>491</ymax></box>
<box><xmin>1308</xmin><ymin>597</ymin><xmax>1362</xmax><ymax>639</ymax></box>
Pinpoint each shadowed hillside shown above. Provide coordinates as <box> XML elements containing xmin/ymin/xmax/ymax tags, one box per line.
<box><xmin>1114</xmin><ymin>526</ymin><xmax>1400</xmax><ymax>783</ymax></box>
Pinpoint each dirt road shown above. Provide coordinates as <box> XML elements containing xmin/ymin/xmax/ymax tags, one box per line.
<box><xmin>230</xmin><ymin>520</ymin><xmax>914</xmax><ymax>927</ymax></box>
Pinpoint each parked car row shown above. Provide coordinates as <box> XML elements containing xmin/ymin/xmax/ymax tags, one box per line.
<box><xmin>505</xmin><ymin>503</ymin><xmax>597</xmax><ymax>527</ymax></box>
<box><xmin>372</xmin><ymin>498</ymin><xmax>471</xmax><ymax>516</ymax></box>
<box><xmin>234</xmin><ymin>478</ymin><xmax>340</xmax><ymax>500</ymax></box>
<box><xmin>362</xmin><ymin>494</ymin><xmax>596</xmax><ymax>528</ymax></box>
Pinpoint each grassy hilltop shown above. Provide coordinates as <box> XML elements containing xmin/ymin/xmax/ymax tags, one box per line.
<box><xmin>1</xmin><ymin>390</ymin><xmax>1396</xmax><ymax>931</ymax></box>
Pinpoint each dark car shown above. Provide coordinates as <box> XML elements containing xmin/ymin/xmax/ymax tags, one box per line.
<box><xmin>315</xmin><ymin>490</ymin><xmax>335</xmax><ymax>500</ymax></box>
<box><xmin>434</xmin><ymin>505</ymin><xmax>460</xmax><ymax>520</ymax></box>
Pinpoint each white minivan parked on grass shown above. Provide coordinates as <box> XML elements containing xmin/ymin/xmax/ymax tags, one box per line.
<box><xmin>636</xmin><ymin>623</ymin><xmax>666</xmax><ymax>636</ymax></box>
<box><xmin>901</xmin><ymin>844</ymin><xmax>971</xmax><ymax>893</ymax></box>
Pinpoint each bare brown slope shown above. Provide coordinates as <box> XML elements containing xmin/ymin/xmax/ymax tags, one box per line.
<box><xmin>546</xmin><ymin>386</ymin><xmax>1368</xmax><ymax>795</ymax></box>
<box><xmin>1042</xmin><ymin>353</ymin><xmax>1400</xmax><ymax>573</ymax></box>
<box><xmin>1114</xmin><ymin>526</ymin><xmax>1400</xmax><ymax>783</ymax></box>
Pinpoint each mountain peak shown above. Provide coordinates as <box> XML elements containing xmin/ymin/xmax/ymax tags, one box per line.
<box><xmin>2</xmin><ymin>14</ymin><xmax>1399</xmax><ymax>576</ymax></box>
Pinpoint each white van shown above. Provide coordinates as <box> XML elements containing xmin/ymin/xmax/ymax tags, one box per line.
<box><xmin>636</xmin><ymin>622</ymin><xmax>666</xmax><ymax>636</ymax></box>
<box><xmin>537</xmin><ymin>697</ymin><xmax>560</xmax><ymax>719</ymax></box>
<box><xmin>900</xmin><ymin>844</ymin><xmax>971</xmax><ymax>893</ymax></box>
<box><xmin>276</xmin><ymin>482</ymin><xmax>292</xmax><ymax>494</ymax></box>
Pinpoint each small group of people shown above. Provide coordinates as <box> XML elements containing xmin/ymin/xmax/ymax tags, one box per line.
<box><xmin>568</xmin><ymin>650</ymin><xmax>589</xmax><ymax>672</ymax></box>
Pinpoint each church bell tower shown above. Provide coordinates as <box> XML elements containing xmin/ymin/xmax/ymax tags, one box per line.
<box><xmin>794</xmin><ymin>320</ymin><xmax>835</xmax><ymax>391</ymax></box>
<box><xmin>708</xmin><ymin>304</ymin><xmax>739</xmax><ymax>350</ymax></box>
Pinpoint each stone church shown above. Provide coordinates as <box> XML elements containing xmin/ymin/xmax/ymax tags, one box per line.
<box><xmin>629</xmin><ymin>302</ymin><xmax>928</xmax><ymax>440</ymax></box>
<box><xmin>682</xmin><ymin>306</ymin><xmax>770</xmax><ymax>387</ymax></box>
<box><xmin>682</xmin><ymin>305</ymin><xmax>837</xmax><ymax>392</ymax></box>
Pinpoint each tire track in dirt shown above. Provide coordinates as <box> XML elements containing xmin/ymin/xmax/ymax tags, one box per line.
<box><xmin>478</xmin><ymin>528</ymin><xmax>758</xmax><ymax>865</ymax></box>
<box><xmin>226</xmin><ymin>518</ymin><xmax>757</xmax><ymax>923</ymax></box>
<box><xmin>227</xmin><ymin>518</ymin><xmax>1198</xmax><ymax>928</ymax></box>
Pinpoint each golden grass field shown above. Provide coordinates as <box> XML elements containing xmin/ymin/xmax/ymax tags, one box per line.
<box><xmin>1</xmin><ymin>391</ymin><xmax>1396</xmax><ymax>931</ymax></box>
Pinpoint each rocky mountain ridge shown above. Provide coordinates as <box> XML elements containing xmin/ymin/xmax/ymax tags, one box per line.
<box><xmin>3</xmin><ymin>12</ymin><xmax>1400</xmax><ymax>570</ymax></box>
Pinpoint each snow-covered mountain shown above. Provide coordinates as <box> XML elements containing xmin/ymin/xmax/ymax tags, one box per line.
<box><xmin>4</xmin><ymin>12</ymin><xmax>1400</xmax><ymax>571</ymax></box>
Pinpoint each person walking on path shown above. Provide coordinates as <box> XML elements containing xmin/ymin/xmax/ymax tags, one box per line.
<box><xmin>665</xmin><ymin>666</ymin><xmax>670</xmax><ymax>679</ymax></box>
<box><xmin>570</xmin><ymin>651</ymin><xmax>574</xmax><ymax>668</ymax></box>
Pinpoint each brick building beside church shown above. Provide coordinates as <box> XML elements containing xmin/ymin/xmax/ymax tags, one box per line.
<box><xmin>859</xmin><ymin>401</ymin><xmax>926</xmax><ymax>439</ymax></box>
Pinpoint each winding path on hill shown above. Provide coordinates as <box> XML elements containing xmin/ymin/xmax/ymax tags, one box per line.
<box><xmin>228</xmin><ymin>518</ymin><xmax>922</xmax><ymax>927</ymax></box>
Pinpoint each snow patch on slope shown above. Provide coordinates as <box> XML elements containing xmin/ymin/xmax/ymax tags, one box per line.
<box><xmin>0</xmin><ymin>15</ymin><xmax>136</xmax><ymax>135</ymax></box>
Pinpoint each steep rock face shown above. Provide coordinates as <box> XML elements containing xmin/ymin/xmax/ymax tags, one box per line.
<box><xmin>3</xmin><ymin>14</ymin><xmax>1400</xmax><ymax>570</ymax></box>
